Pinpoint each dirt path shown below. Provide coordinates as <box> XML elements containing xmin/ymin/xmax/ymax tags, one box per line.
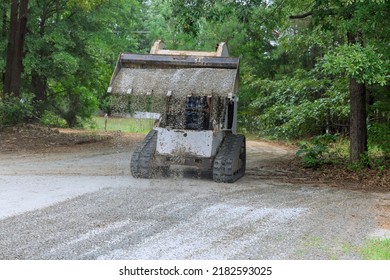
<box><xmin>0</xmin><ymin>126</ymin><xmax>389</xmax><ymax>259</ymax></box>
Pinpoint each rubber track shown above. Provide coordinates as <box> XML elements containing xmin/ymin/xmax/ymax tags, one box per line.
<box><xmin>213</xmin><ymin>134</ymin><xmax>246</xmax><ymax>183</ymax></box>
<box><xmin>130</xmin><ymin>130</ymin><xmax>157</xmax><ymax>178</ymax></box>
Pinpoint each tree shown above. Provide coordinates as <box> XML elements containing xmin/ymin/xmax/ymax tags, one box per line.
<box><xmin>288</xmin><ymin>0</ymin><xmax>389</xmax><ymax>162</ymax></box>
<box><xmin>3</xmin><ymin>0</ymin><xmax>29</xmax><ymax>97</ymax></box>
<box><xmin>1</xmin><ymin>0</ymin><xmax>145</xmax><ymax>127</ymax></box>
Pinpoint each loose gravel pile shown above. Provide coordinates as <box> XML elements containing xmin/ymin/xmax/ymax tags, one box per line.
<box><xmin>111</xmin><ymin>68</ymin><xmax>237</xmax><ymax>96</ymax></box>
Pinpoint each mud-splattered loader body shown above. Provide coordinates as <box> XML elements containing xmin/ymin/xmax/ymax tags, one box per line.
<box><xmin>108</xmin><ymin>41</ymin><xmax>245</xmax><ymax>182</ymax></box>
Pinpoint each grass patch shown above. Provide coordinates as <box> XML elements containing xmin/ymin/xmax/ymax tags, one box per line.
<box><xmin>92</xmin><ymin>116</ymin><xmax>154</xmax><ymax>133</ymax></box>
<box><xmin>361</xmin><ymin>239</ymin><xmax>390</xmax><ymax>260</ymax></box>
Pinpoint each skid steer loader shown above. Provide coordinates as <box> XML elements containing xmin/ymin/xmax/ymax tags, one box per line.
<box><xmin>107</xmin><ymin>40</ymin><xmax>245</xmax><ymax>182</ymax></box>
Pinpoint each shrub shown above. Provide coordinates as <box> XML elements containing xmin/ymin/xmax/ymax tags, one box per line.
<box><xmin>39</xmin><ymin>110</ymin><xmax>68</xmax><ymax>128</ymax></box>
<box><xmin>0</xmin><ymin>93</ymin><xmax>35</xmax><ymax>127</ymax></box>
<box><xmin>368</xmin><ymin>123</ymin><xmax>390</xmax><ymax>156</ymax></box>
<box><xmin>296</xmin><ymin>134</ymin><xmax>338</xmax><ymax>168</ymax></box>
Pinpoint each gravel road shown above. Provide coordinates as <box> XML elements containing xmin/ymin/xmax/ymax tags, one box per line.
<box><xmin>0</xmin><ymin>139</ymin><xmax>386</xmax><ymax>259</ymax></box>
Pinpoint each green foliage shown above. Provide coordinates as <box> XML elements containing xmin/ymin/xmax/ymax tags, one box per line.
<box><xmin>48</xmin><ymin>81</ymin><xmax>99</xmax><ymax>128</ymax></box>
<box><xmin>361</xmin><ymin>239</ymin><xmax>390</xmax><ymax>260</ymax></box>
<box><xmin>368</xmin><ymin>123</ymin><xmax>390</xmax><ymax>155</ymax></box>
<box><xmin>0</xmin><ymin>94</ymin><xmax>35</xmax><ymax>127</ymax></box>
<box><xmin>296</xmin><ymin>133</ymin><xmax>389</xmax><ymax>170</ymax></box>
<box><xmin>321</xmin><ymin>44</ymin><xmax>389</xmax><ymax>85</ymax></box>
<box><xmin>368</xmin><ymin>87</ymin><xmax>390</xmax><ymax>156</ymax></box>
<box><xmin>342</xmin><ymin>0</ymin><xmax>386</xmax><ymax>6</ymax></box>
<box><xmin>346</xmin><ymin>152</ymin><xmax>371</xmax><ymax>171</ymax></box>
<box><xmin>67</xmin><ymin>0</ymin><xmax>107</xmax><ymax>11</ymax></box>
<box><xmin>39</xmin><ymin>110</ymin><xmax>68</xmax><ymax>128</ymax></box>
<box><xmin>296</xmin><ymin>134</ymin><xmax>338</xmax><ymax>168</ymax></box>
<box><xmin>247</xmin><ymin>70</ymin><xmax>349</xmax><ymax>138</ymax></box>
<box><xmin>16</xmin><ymin>0</ymin><xmax>145</xmax><ymax>125</ymax></box>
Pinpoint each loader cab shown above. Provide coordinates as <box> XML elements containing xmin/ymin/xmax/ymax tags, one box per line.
<box><xmin>162</xmin><ymin>94</ymin><xmax>236</xmax><ymax>132</ymax></box>
<box><xmin>185</xmin><ymin>95</ymin><xmax>210</xmax><ymax>130</ymax></box>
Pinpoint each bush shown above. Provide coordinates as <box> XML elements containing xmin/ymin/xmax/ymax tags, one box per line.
<box><xmin>48</xmin><ymin>85</ymin><xmax>99</xmax><ymax>128</ymax></box>
<box><xmin>296</xmin><ymin>134</ymin><xmax>338</xmax><ymax>168</ymax></box>
<box><xmin>368</xmin><ymin>123</ymin><xmax>390</xmax><ymax>156</ymax></box>
<box><xmin>0</xmin><ymin>93</ymin><xmax>35</xmax><ymax>127</ymax></box>
<box><xmin>39</xmin><ymin>110</ymin><xmax>68</xmax><ymax>128</ymax></box>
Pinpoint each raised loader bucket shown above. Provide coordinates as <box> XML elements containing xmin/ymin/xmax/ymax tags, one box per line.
<box><xmin>107</xmin><ymin>40</ymin><xmax>239</xmax><ymax>122</ymax></box>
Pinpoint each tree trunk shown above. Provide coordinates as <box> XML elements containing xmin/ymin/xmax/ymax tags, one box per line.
<box><xmin>349</xmin><ymin>77</ymin><xmax>367</xmax><ymax>163</ymax></box>
<box><xmin>347</xmin><ymin>31</ymin><xmax>368</xmax><ymax>163</ymax></box>
<box><xmin>3</xmin><ymin>0</ymin><xmax>29</xmax><ymax>97</ymax></box>
<box><xmin>1</xmin><ymin>1</ymin><xmax>7</xmax><ymax>38</ymax></box>
<box><xmin>31</xmin><ymin>12</ymin><xmax>47</xmax><ymax>102</ymax></box>
<box><xmin>31</xmin><ymin>72</ymin><xmax>47</xmax><ymax>101</ymax></box>
<box><xmin>1</xmin><ymin>1</ymin><xmax>8</xmax><ymax>94</ymax></box>
<box><xmin>4</xmin><ymin>0</ymin><xmax>18</xmax><ymax>95</ymax></box>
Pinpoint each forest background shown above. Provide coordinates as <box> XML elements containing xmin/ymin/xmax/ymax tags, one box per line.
<box><xmin>1</xmin><ymin>0</ymin><xmax>389</xmax><ymax>167</ymax></box>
